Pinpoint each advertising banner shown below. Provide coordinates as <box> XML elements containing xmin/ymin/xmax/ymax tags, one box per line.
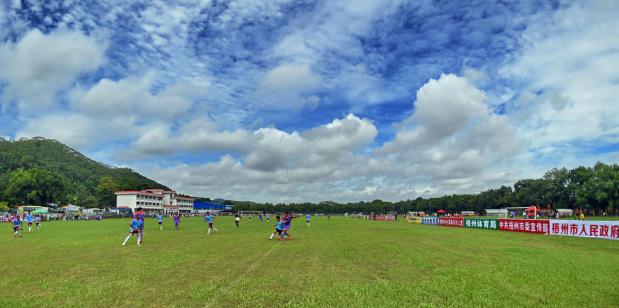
<box><xmin>407</xmin><ymin>216</ymin><xmax>423</xmax><ymax>224</ymax></box>
<box><xmin>374</xmin><ymin>215</ymin><xmax>395</xmax><ymax>221</ymax></box>
<box><xmin>464</xmin><ymin>218</ymin><xmax>498</xmax><ymax>230</ymax></box>
<box><xmin>422</xmin><ymin>217</ymin><xmax>439</xmax><ymax>225</ymax></box>
<box><xmin>439</xmin><ymin>217</ymin><xmax>463</xmax><ymax>227</ymax></box>
<box><xmin>549</xmin><ymin>220</ymin><xmax>619</xmax><ymax>240</ymax></box>
<box><xmin>498</xmin><ymin>219</ymin><xmax>549</xmax><ymax>234</ymax></box>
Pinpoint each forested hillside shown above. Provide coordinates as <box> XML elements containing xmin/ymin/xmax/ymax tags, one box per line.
<box><xmin>0</xmin><ymin>137</ymin><xmax>168</xmax><ymax>208</ymax></box>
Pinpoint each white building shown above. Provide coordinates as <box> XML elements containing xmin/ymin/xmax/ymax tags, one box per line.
<box><xmin>115</xmin><ymin>189</ymin><xmax>194</xmax><ymax>215</ymax></box>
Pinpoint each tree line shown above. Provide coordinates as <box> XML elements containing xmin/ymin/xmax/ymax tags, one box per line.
<box><xmin>232</xmin><ymin>162</ymin><xmax>619</xmax><ymax>215</ymax></box>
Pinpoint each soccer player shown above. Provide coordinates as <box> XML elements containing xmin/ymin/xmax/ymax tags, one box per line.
<box><xmin>269</xmin><ymin>216</ymin><xmax>284</xmax><ymax>240</ymax></box>
<box><xmin>266</xmin><ymin>213</ymin><xmax>271</xmax><ymax>221</ymax></box>
<box><xmin>156</xmin><ymin>212</ymin><xmax>164</xmax><ymax>230</ymax></box>
<box><xmin>133</xmin><ymin>207</ymin><xmax>145</xmax><ymax>244</ymax></box>
<box><xmin>26</xmin><ymin>212</ymin><xmax>34</xmax><ymax>232</ymax></box>
<box><xmin>235</xmin><ymin>214</ymin><xmax>240</xmax><ymax>228</ymax></box>
<box><xmin>305</xmin><ymin>213</ymin><xmax>311</xmax><ymax>227</ymax></box>
<box><xmin>122</xmin><ymin>218</ymin><xmax>143</xmax><ymax>246</ymax></box>
<box><xmin>280</xmin><ymin>212</ymin><xmax>295</xmax><ymax>240</ymax></box>
<box><xmin>173</xmin><ymin>213</ymin><xmax>181</xmax><ymax>230</ymax></box>
<box><xmin>12</xmin><ymin>215</ymin><xmax>23</xmax><ymax>238</ymax></box>
<box><xmin>206</xmin><ymin>212</ymin><xmax>218</xmax><ymax>234</ymax></box>
<box><xmin>134</xmin><ymin>207</ymin><xmax>145</xmax><ymax>222</ymax></box>
<box><xmin>35</xmin><ymin>215</ymin><xmax>41</xmax><ymax>231</ymax></box>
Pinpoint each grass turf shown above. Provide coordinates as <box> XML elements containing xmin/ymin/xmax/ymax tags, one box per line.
<box><xmin>1</xmin><ymin>216</ymin><xmax>618</xmax><ymax>307</ymax></box>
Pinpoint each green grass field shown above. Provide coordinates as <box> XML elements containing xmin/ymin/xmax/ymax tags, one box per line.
<box><xmin>1</xmin><ymin>217</ymin><xmax>618</xmax><ymax>307</ymax></box>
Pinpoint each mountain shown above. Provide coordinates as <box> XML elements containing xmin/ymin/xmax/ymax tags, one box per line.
<box><xmin>0</xmin><ymin>137</ymin><xmax>168</xmax><ymax>208</ymax></box>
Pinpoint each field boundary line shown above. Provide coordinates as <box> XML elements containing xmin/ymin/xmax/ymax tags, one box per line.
<box><xmin>204</xmin><ymin>243</ymin><xmax>280</xmax><ymax>307</ymax></box>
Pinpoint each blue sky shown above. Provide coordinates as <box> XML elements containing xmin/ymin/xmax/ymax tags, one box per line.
<box><xmin>0</xmin><ymin>0</ymin><xmax>618</xmax><ymax>202</ymax></box>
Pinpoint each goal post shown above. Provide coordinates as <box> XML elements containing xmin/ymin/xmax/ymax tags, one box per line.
<box><xmin>237</xmin><ymin>211</ymin><xmax>263</xmax><ymax>217</ymax></box>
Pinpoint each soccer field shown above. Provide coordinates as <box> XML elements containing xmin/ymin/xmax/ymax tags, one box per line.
<box><xmin>1</xmin><ymin>217</ymin><xmax>618</xmax><ymax>307</ymax></box>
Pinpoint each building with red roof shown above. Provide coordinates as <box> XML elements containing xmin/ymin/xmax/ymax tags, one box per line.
<box><xmin>115</xmin><ymin>189</ymin><xmax>194</xmax><ymax>215</ymax></box>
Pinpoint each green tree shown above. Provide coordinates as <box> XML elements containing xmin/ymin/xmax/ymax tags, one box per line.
<box><xmin>575</xmin><ymin>163</ymin><xmax>619</xmax><ymax>215</ymax></box>
<box><xmin>0</xmin><ymin>201</ymin><xmax>9</xmax><ymax>212</ymax></box>
<box><xmin>96</xmin><ymin>176</ymin><xmax>119</xmax><ymax>208</ymax></box>
<box><xmin>543</xmin><ymin>167</ymin><xmax>571</xmax><ymax>208</ymax></box>
<box><xmin>4</xmin><ymin>168</ymin><xmax>69</xmax><ymax>205</ymax></box>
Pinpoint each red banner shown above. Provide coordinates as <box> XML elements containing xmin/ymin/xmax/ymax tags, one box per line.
<box><xmin>498</xmin><ymin>219</ymin><xmax>549</xmax><ymax>234</ymax></box>
<box><xmin>439</xmin><ymin>217</ymin><xmax>463</xmax><ymax>227</ymax></box>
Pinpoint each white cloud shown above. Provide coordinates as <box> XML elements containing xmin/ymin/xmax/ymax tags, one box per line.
<box><xmin>410</xmin><ymin>73</ymin><xmax>487</xmax><ymax>139</ymax></box>
<box><xmin>503</xmin><ymin>0</ymin><xmax>619</xmax><ymax>148</ymax></box>
<box><xmin>133</xmin><ymin>119</ymin><xmax>252</xmax><ymax>156</ymax></box>
<box><xmin>130</xmin><ymin>113</ymin><xmax>376</xmax><ymax>172</ymax></box>
<box><xmin>376</xmin><ymin>73</ymin><xmax>522</xmax><ymax>195</ymax></box>
<box><xmin>16</xmin><ymin>113</ymin><xmax>114</xmax><ymax>149</ymax></box>
<box><xmin>302</xmin><ymin>113</ymin><xmax>377</xmax><ymax>156</ymax></box>
<box><xmin>267</xmin><ymin>1</ymin><xmax>406</xmax><ymax>109</ymax></box>
<box><xmin>137</xmin><ymin>77</ymin><xmax>521</xmax><ymax>202</ymax></box>
<box><xmin>124</xmin><ymin>114</ymin><xmax>376</xmax><ymax>193</ymax></box>
<box><xmin>254</xmin><ymin>63</ymin><xmax>321</xmax><ymax>110</ymax></box>
<box><xmin>12</xmin><ymin>68</ymin><xmax>211</xmax><ymax>153</ymax></box>
<box><xmin>0</xmin><ymin>29</ymin><xmax>105</xmax><ymax>112</ymax></box>
<box><xmin>70</xmin><ymin>72</ymin><xmax>208</xmax><ymax>120</ymax></box>
<box><xmin>336</xmin><ymin>64</ymin><xmax>405</xmax><ymax>107</ymax></box>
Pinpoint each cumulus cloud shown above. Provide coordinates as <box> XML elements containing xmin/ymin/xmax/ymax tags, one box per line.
<box><xmin>131</xmin><ymin>113</ymin><xmax>376</xmax><ymax>169</ymax></box>
<box><xmin>11</xmin><ymin>68</ymin><xmax>210</xmax><ymax>152</ymax></box>
<box><xmin>137</xmin><ymin>75</ymin><xmax>522</xmax><ymax>202</ymax></box>
<box><xmin>503</xmin><ymin>1</ymin><xmax>619</xmax><ymax>147</ymax></box>
<box><xmin>69</xmin><ymin>72</ymin><xmax>208</xmax><ymax>120</ymax></box>
<box><xmin>374</xmin><ymin>74</ymin><xmax>523</xmax><ymax>195</ymax></box>
<box><xmin>15</xmin><ymin>113</ymin><xmax>137</xmax><ymax>149</ymax></box>
<box><xmin>133</xmin><ymin>119</ymin><xmax>252</xmax><ymax>156</ymax></box>
<box><xmin>409</xmin><ymin>74</ymin><xmax>487</xmax><ymax>139</ymax></box>
<box><xmin>0</xmin><ymin>29</ymin><xmax>105</xmax><ymax>112</ymax></box>
<box><xmin>254</xmin><ymin>63</ymin><xmax>321</xmax><ymax>110</ymax></box>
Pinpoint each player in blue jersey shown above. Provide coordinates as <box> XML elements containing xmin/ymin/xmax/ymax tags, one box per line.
<box><xmin>205</xmin><ymin>212</ymin><xmax>218</xmax><ymax>234</ymax></box>
<box><xmin>122</xmin><ymin>218</ymin><xmax>143</xmax><ymax>246</ymax></box>
<box><xmin>156</xmin><ymin>212</ymin><xmax>164</xmax><ymax>230</ymax></box>
<box><xmin>305</xmin><ymin>213</ymin><xmax>311</xmax><ymax>227</ymax></box>
<box><xmin>269</xmin><ymin>216</ymin><xmax>284</xmax><ymax>240</ymax></box>
<box><xmin>12</xmin><ymin>215</ymin><xmax>23</xmax><ymax>237</ymax></box>
<box><xmin>25</xmin><ymin>212</ymin><xmax>34</xmax><ymax>232</ymax></box>
<box><xmin>133</xmin><ymin>207</ymin><xmax>145</xmax><ymax>243</ymax></box>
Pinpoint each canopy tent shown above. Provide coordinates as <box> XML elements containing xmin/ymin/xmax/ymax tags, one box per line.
<box><xmin>33</xmin><ymin>208</ymin><xmax>48</xmax><ymax>214</ymax></box>
<box><xmin>503</xmin><ymin>207</ymin><xmax>541</xmax><ymax>219</ymax></box>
